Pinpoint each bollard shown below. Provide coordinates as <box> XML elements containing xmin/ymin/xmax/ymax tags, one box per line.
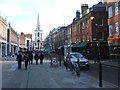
<box><xmin>66</xmin><ymin>58</ymin><xmax>68</xmax><ymax>70</ymax></box>
<box><xmin>77</xmin><ymin>58</ymin><xmax>80</xmax><ymax>67</ymax></box>
<box><xmin>50</xmin><ymin>57</ymin><xmax>52</xmax><ymax>67</ymax></box>
<box><xmin>99</xmin><ymin>62</ymin><xmax>102</xmax><ymax>87</ymax></box>
<box><xmin>59</xmin><ymin>56</ymin><xmax>61</xmax><ymax>66</ymax></box>
<box><xmin>77</xmin><ymin>58</ymin><xmax>80</xmax><ymax>76</ymax></box>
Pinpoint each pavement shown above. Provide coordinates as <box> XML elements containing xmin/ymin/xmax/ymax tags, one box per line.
<box><xmin>1</xmin><ymin>58</ymin><xmax>119</xmax><ymax>89</ymax></box>
<box><xmin>89</xmin><ymin>59</ymin><xmax>120</xmax><ymax>67</ymax></box>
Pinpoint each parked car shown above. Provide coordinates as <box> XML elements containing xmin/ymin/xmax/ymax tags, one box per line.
<box><xmin>64</xmin><ymin>52</ymin><xmax>90</xmax><ymax>70</ymax></box>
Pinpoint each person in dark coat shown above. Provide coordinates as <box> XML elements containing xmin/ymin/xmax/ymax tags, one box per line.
<box><xmin>39</xmin><ymin>53</ymin><xmax>44</xmax><ymax>64</ymax></box>
<box><xmin>28</xmin><ymin>51</ymin><xmax>33</xmax><ymax>65</ymax></box>
<box><xmin>35</xmin><ymin>52</ymin><xmax>39</xmax><ymax>65</ymax></box>
<box><xmin>24</xmin><ymin>52</ymin><xmax>29</xmax><ymax>70</ymax></box>
<box><xmin>16</xmin><ymin>51</ymin><xmax>22</xmax><ymax>70</ymax></box>
<box><xmin>29</xmin><ymin>52</ymin><xmax>33</xmax><ymax>64</ymax></box>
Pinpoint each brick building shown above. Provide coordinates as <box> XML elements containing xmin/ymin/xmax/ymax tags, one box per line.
<box><xmin>107</xmin><ymin>1</ymin><xmax>120</xmax><ymax>59</ymax></box>
<box><xmin>0</xmin><ymin>15</ymin><xmax>7</xmax><ymax>57</ymax></box>
<box><xmin>70</xmin><ymin>2</ymin><xmax>109</xmax><ymax>59</ymax></box>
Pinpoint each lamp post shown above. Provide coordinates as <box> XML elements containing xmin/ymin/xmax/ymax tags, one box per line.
<box><xmin>96</xmin><ymin>24</ymin><xmax>101</xmax><ymax>63</ymax></box>
<box><xmin>90</xmin><ymin>16</ymin><xmax>102</xmax><ymax>87</ymax></box>
<box><xmin>97</xmin><ymin>41</ymin><xmax>100</xmax><ymax>63</ymax></box>
<box><xmin>95</xmin><ymin>20</ymin><xmax>102</xmax><ymax>87</ymax></box>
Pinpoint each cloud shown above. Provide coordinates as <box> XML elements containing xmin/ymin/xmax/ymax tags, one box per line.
<box><xmin>0</xmin><ymin>3</ymin><xmax>23</xmax><ymax>17</ymax></box>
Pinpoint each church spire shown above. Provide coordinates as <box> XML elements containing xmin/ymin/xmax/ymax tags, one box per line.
<box><xmin>36</xmin><ymin>14</ymin><xmax>40</xmax><ymax>30</ymax></box>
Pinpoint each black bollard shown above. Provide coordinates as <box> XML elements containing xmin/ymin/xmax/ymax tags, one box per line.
<box><xmin>99</xmin><ymin>62</ymin><xmax>102</xmax><ymax>87</ymax></box>
<box><xmin>59</xmin><ymin>56</ymin><xmax>61</xmax><ymax>66</ymax></box>
<box><xmin>77</xmin><ymin>58</ymin><xmax>80</xmax><ymax>76</ymax></box>
<box><xmin>66</xmin><ymin>58</ymin><xmax>68</xmax><ymax>70</ymax></box>
<box><xmin>77</xmin><ymin>58</ymin><xmax>80</xmax><ymax>67</ymax></box>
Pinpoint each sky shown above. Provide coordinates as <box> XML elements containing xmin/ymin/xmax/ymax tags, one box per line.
<box><xmin>0</xmin><ymin>0</ymin><xmax>101</xmax><ymax>40</ymax></box>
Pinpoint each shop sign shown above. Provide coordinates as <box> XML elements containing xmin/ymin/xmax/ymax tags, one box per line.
<box><xmin>112</xmin><ymin>38</ymin><xmax>120</xmax><ymax>43</ymax></box>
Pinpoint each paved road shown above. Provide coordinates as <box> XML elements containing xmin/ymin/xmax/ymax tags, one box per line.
<box><xmin>83</xmin><ymin>63</ymin><xmax>119</xmax><ymax>86</ymax></box>
<box><xmin>1</xmin><ymin>59</ymin><xmax>119</xmax><ymax>89</ymax></box>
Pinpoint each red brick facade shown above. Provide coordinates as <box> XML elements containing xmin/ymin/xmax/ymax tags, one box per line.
<box><xmin>107</xmin><ymin>1</ymin><xmax>120</xmax><ymax>44</ymax></box>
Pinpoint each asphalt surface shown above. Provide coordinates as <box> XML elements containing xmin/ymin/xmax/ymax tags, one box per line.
<box><xmin>83</xmin><ymin>62</ymin><xmax>119</xmax><ymax>86</ymax></box>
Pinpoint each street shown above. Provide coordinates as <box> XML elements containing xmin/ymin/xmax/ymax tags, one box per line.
<box><xmin>1</xmin><ymin>59</ymin><xmax>119</xmax><ymax>89</ymax></box>
<box><xmin>83</xmin><ymin>62</ymin><xmax>119</xmax><ymax>86</ymax></box>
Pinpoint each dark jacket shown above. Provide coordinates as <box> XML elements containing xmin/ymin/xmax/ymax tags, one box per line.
<box><xmin>35</xmin><ymin>53</ymin><xmax>39</xmax><ymax>60</ymax></box>
<box><xmin>39</xmin><ymin>53</ymin><xmax>44</xmax><ymax>60</ymax></box>
<box><xmin>24</xmin><ymin>54</ymin><xmax>29</xmax><ymax>61</ymax></box>
<box><xmin>17</xmin><ymin>53</ymin><xmax>22</xmax><ymax>61</ymax></box>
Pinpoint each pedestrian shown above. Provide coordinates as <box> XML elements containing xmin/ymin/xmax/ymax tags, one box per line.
<box><xmin>29</xmin><ymin>51</ymin><xmax>33</xmax><ymax>64</ymax></box>
<box><xmin>28</xmin><ymin>51</ymin><xmax>32</xmax><ymax>65</ymax></box>
<box><xmin>35</xmin><ymin>52</ymin><xmax>39</xmax><ymax>65</ymax></box>
<box><xmin>39</xmin><ymin>52</ymin><xmax>44</xmax><ymax>64</ymax></box>
<box><xmin>24</xmin><ymin>52</ymin><xmax>29</xmax><ymax>70</ymax></box>
<box><xmin>16</xmin><ymin>51</ymin><xmax>22</xmax><ymax>70</ymax></box>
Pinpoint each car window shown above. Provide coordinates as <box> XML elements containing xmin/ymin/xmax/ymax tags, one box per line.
<box><xmin>66</xmin><ymin>55</ymin><xmax>72</xmax><ymax>58</ymax></box>
<box><xmin>71</xmin><ymin>54</ymin><xmax>83</xmax><ymax>58</ymax></box>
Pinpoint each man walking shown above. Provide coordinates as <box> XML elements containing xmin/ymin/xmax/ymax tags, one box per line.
<box><xmin>24</xmin><ymin>52</ymin><xmax>29</xmax><ymax>70</ymax></box>
<box><xmin>29</xmin><ymin>51</ymin><xmax>33</xmax><ymax>64</ymax></box>
<box><xmin>35</xmin><ymin>52</ymin><xmax>39</xmax><ymax>65</ymax></box>
<box><xmin>16</xmin><ymin>51</ymin><xmax>22</xmax><ymax>70</ymax></box>
<box><xmin>39</xmin><ymin>52</ymin><xmax>44</xmax><ymax>64</ymax></box>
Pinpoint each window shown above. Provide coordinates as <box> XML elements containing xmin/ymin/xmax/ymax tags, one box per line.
<box><xmin>82</xmin><ymin>22</ymin><xmax>84</xmax><ymax>29</ymax></box>
<box><xmin>37</xmin><ymin>40</ymin><xmax>40</xmax><ymax>42</ymax></box>
<box><xmin>38</xmin><ymin>32</ymin><xmax>39</xmax><ymax>37</ymax></box>
<box><xmin>108</xmin><ymin>6</ymin><xmax>112</xmax><ymax>18</ymax></box>
<box><xmin>115</xmin><ymin>2</ymin><xmax>118</xmax><ymax>15</ymax></box>
<box><xmin>115</xmin><ymin>22</ymin><xmax>119</xmax><ymax>35</ymax></box>
<box><xmin>82</xmin><ymin>35</ymin><xmax>85</xmax><ymax>41</ymax></box>
<box><xmin>109</xmin><ymin>25</ymin><xmax>113</xmax><ymax>36</ymax></box>
<box><xmin>86</xmin><ymin>20</ymin><xmax>90</xmax><ymax>28</ymax></box>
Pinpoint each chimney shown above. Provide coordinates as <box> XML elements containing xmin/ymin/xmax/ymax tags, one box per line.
<box><xmin>81</xmin><ymin>4</ymin><xmax>88</xmax><ymax>15</ymax></box>
<box><xmin>76</xmin><ymin>10</ymin><xmax>80</xmax><ymax>19</ymax></box>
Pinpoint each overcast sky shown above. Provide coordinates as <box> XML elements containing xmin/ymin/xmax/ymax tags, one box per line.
<box><xmin>0</xmin><ymin>0</ymin><xmax>100</xmax><ymax>40</ymax></box>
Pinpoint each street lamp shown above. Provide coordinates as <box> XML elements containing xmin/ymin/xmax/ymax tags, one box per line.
<box><xmin>90</xmin><ymin>16</ymin><xmax>101</xmax><ymax>63</ymax></box>
<box><xmin>96</xmin><ymin>24</ymin><xmax>101</xmax><ymax>63</ymax></box>
<box><xmin>90</xmin><ymin>16</ymin><xmax>94</xmax><ymax>20</ymax></box>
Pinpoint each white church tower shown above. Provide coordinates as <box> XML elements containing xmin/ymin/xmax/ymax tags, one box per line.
<box><xmin>34</xmin><ymin>14</ymin><xmax>43</xmax><ymax>51</ymax></box>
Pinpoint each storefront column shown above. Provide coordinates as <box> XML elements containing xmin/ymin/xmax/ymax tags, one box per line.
<box><xmin>5</xmin><ymin>43</ymin><xmax>7</xmax><ymax>56</ymax></box>
<box><xmin>11</xmin><ymin>45</ymin><xmax>14</xmax><ymax>56</ymax></box>
<box><xmin>0</xmin><ymin>42</ymin><xmax>2</xmax><ymax>58</ymax></box>
<box><xmin>0</xmin><ymin>43</ymin><xmax>2</xmax><ymax>90</ymax></box>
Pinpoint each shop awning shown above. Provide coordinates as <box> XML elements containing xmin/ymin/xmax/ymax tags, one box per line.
<box><xmin>71</xmin><ymin>41</ymin><xmax>89</xmax><ymax>48</ymax></box>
